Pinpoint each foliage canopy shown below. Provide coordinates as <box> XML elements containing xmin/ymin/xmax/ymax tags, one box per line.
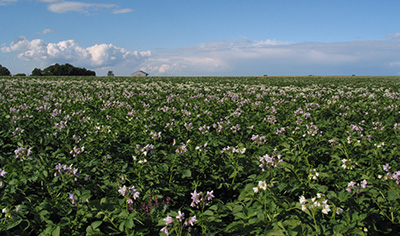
<box><xmin>32</xmin><ymin>63</ymin><xmax>95</xmax><ymax>76</ymax></box>
<box><xmin>0</xmin><ymin>64</ymin><xmax>11</xmax><ymax>76</ymax></box>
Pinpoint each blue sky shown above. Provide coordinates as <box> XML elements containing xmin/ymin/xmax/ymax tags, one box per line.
<box><xmin>1</xmin><ymin>0</ymin><xmax>400</xmax><ymax>76</ymax></box>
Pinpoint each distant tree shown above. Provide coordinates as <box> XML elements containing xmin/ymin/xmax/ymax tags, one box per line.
<box><xmin>107</xmin><ymin>71</ymin><xmax>114</xmax><ymax>77</ymax></box>
<box><xmin>41</xmin><ymin>63</ymin><xmax>96</xmax><ymax>76</ymax></box>
<box><xmin>0</xmin><ymin>64</ymin><xmax>11</xmax><ymax>76</ymax></box>
<box><xmin>31</xmin><ymin>68</ymin><xmax>43</xmax><ymax>76</ymax></box>
<box><xmin>14</xmin><ymin>73</ymin><xmax>26</xmax><ymax>76</ymax></box>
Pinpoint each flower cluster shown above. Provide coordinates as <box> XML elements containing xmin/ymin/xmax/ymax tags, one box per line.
<box><xmin>175</xmin><ymin>142</ymin><xmax>188</xmax><ymax>155</ymax></box>
<box><xmin>251</xmin><ymin>134</ymin><xmax>267</xmax><ymax>145</ymax></box>
<box><xmin>308</xmin><ymin>168</ymin><xmax>320</xmax><ymax>180</ymax></box>
<box><xmin>264</xmin><ymin>115</ymin><xmax>277</xmax><ymax>124</ymax></box>
<box><xmin>161</xmin><ymin>212</ymin><xmax>197</xmax><ymax>236</ymax></box>
<box><xmin>276</xmin><ymin>127</ymin><xmax>286</xmax><ymax>135</ymax></box>
<box><xmin>190</xmin><ymin>190</ymin><xmax>215</xmax><ymax>208</ymax></box>
<box><xmin>221</xmin><ymin>145</ymin><xmax>246</xmax><ymax>154</ymax></box>
<box><xmin>346</xmin><ymin>179</ymin><xmax>368</xmax><ymax>193</ymax></box>
<box><xmin>136</xmin><ymin>143</ymin><xmax>154</xmax><ymax>156</ymax></box>
<box><xmin>253</xmin><ymin>180</ymin><xmax>274</xmax><ymax>193</ymax></box>
<box><xmin>198</xmin><ymin>125</ymin><xmax>210</xmax><ymax>134</ymax></box>
<box><xmin>132</xmin><ymin>155</ymin><xmax>147</xmax><ymax>164</ymax></box>
<box><xmin>195</xmin><ymin>142</ymin><xmax>208</xmax><ymax>152</ymax></box>
<box><xmin>70</xmin><ymin>146</ymin><xmax>84</xmax><ymax>158</ymax></box>
<box><xmin>118</xmin><ymin>185</ymin><xmax>140</xmax><ymax>204</ymax></box>
<box><xmin>341</xmin><ymin>158</ymin><xmax>358</xmax><ymax>170</ymax></box>
<box><xmin>14</xmin><ymin>147</ymin><xmax>32</xmax><ymax>161</ymax></box>
<box><xmin>150</xmin><ymin>131</ymin><xmax>161</xmax><ymax>140</ymax></box>
<box><xmin>299</xmin><ymin>194</ymin><xmax>331</xmax><ymax>215</ymax></box>
<box><xmin>0</xmin><ymin>168</ymin><xmax>7</xmax><ymax>187</ymax></box>
<box><xmin>304</xmin><ymin>122</ymin><xmax>322</xmax><ymax>137</ymax></box>
<box><xmin>12</xmin><ymin>127</ymin><xmax>24</xmax><ymax>136</ymax></box>
<box><xmin>54</xmin><ymin>163</ymin><xmax>79</xmax><ymax>180</ymax></box>
<box><xmin>259</xmin><ymin>153</ymin><xmax>282</xmax><ymax>171</ymax></box>
<box><xmin>230</xmin><ymin>124</ymin><xmax>241</xmax><ymax>133</ymax></box>
<box><xmin>379</xmin><ymin>164</ymin><xmax>400</xmax><ymax>184</ymax></box>
<box><xmin>184</xmin><ymin>122</ymin><xmax>193</xmax><ymax>131</ymax></box>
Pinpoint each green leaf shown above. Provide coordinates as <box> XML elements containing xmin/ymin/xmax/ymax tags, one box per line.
<box><xmin>387</xmin><ymin>190</ymin><xmax>400</xmax><ymax>201</ymax></box>
<box><xmin>203</xmin><ymin>210</ymin><xmax>214</xmax><ymax>216</ymax></box>
<box><xmin>266</xmin><ymin>229</ymin><xmax>285</xmax><ymax>236</ymax></box>
<box><xmin>91</xmin><ymin>221</ymin><xmax>103</xmax><ymax>229</ymax></box>
<box><xmin>52</xmin><ymin>226</ymin><xmax>60</xmax><ymax>236</ymax></box>
<box><xmin>125</xmin><ymin>219</ymin><xmax>134</xmax><ymax>229</ymax></box>
<box><xmin>181</xmin><ymin>169</ymin><xmax>192</xmax><ymax>178</ymax></box>
<box><xmin>6</xmin><ymin>218</ymin><xmax>23</xmax><ymax>230</ymax></box>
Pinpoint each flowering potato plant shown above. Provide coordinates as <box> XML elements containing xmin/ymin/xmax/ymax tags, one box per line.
<box><xmin>0</xmin><ymin>76</ymin><xmax>400</xmax><ymax>235</ymax></box>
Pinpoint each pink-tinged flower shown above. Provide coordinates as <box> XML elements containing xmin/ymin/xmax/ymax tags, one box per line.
<box><xmin>129</xmin><ymin>186</ymin><xmax>136</xmax><ymax>194</ymax></box>
<box><xmin>126</xmin><ymin>199</ymin><xmax>133</xmax><ymax>205</ymax></box>
<box><xmin>176</xmin><ymin>211</ymin><xmax>184</xmax><ymax>222</ymax></box>
<box><xmin>160</xmin><ymin>226</ymin><xmax>169</xmax><ymax>235</ymax></box>
<box><xmin>191</xmin><ymin>190</ymin><xmax>201</xmax><ymax>205</ymax></box>
<box><xmin>360</xmin><ymin>179</ymin><xmax>367</xmax><ymax>189</ymax></box>
<box><xmin>0</xmin><ymin>169</ymin><xmax>6</xmax><ymax>177</ymax></box>
<box><xmin>164</xmin><ymin>216</ymin><xmax>173</xmax><ymax>225</ymax></box>
<box><xmin>346</xmin><ymin>188</ymin><xmax>352</xmax><ymax>193</ymax></box>
<box><xmin>118</xmin><ymin>185</ymin><xmax>127</xmax><ymax>196</ymax></box>
<box><xmin>206</xmin><ymin>191</ymin><xmax>215</xmax><ymax>201</ymax></box>
<box><xmin>383</xmin><ymin>164</ymin><xmax>391</xmax><ymax>172</ymax></box>
<box><xmin>68</xmin><ymin>193</ymin><xmax>76</xmax><ymax>204</ymax></box>
<box><xmin>347</xmin><ymin>181</ymin><xmax>356</xmax><ymax>187</ymax></box>
<box><xmin>132</xmin><ymin>191</ymin><xmax>140</xmax><ymax>200</ymax></box>
<box><xmin>186</xmin><ymin>216</ymin><xmax>197</xmax><ymax>226</ymax></box>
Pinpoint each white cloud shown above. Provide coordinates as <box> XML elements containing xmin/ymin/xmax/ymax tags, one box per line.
<box><xmin>113</xmin><ymin>8</ymin><xmax>134</xmax><ymax>14</ymax></box>
<box><xmin>1</xmin><ymin>36</ymin><xmax>151</xmax><ymax>69</ymax></box>
<box><xmin>0</xmin><ymin>0</ymin><xmax>17</xmax><ymax>5</ymax></box>
<box><xmin>46</xmin><ymin>1</ymin><xmax>115</xmax><ymax>13</ymax></box>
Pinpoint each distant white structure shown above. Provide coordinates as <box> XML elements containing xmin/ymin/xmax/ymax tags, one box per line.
<box><xmin>131</xmin><ymin>70</ymin><xmax>149</xmax><ymax>77</ymax></box>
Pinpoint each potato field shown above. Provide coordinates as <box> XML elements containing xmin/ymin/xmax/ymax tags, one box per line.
<box><xmin>1</xmin><ymin>76</ymin><xmax>400</xmax><ymax>235</ymax></box>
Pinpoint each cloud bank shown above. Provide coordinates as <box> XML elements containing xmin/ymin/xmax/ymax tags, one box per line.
<box><xmin>1</xmin><ymin>36</ymin><xmax>151</xmax><ymax>69</ymax></box>
<box><xmin>2</xmin><ymin>36</ymin><xmax>400</xmax><ymax>76</ymax></box>
<box><xmin>141</xmin><ymin>38</ymin><xmax>400</xmax><ymax>76</ymax></box>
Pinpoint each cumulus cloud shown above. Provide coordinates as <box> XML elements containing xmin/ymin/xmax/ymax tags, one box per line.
<box><xmin>1</xmin><ymin>36</ymin><xmax>151</xmax><ymax>69</ymax></box>
<box><xmin>141</xmin><ymin>38</ymin><xmax>400</xmax><ymax>76</ymax></box>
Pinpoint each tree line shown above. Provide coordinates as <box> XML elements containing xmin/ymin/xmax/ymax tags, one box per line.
<box><xmin>0</xmin><ymin>64</ymin><xmax>96</xmax><ymax>76</ymax></box>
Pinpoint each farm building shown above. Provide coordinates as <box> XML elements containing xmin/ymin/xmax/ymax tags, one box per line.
<box><xmin>131</xmin><ymin>70</ymin><xmax>149</xmax><ymax>77</ymax></box>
